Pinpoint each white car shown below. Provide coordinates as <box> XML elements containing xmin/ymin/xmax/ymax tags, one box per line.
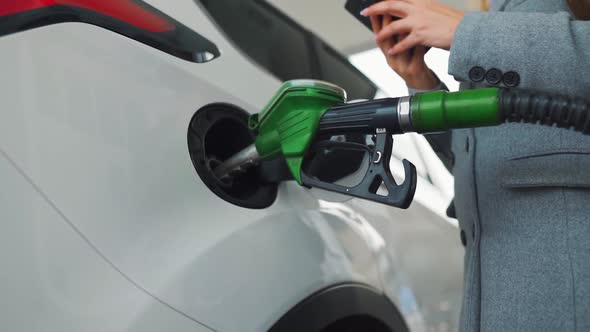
<box><xmin>0</xmin><ymin>0</ymin><xmax>463</xmax><ymax>331</ymax></box>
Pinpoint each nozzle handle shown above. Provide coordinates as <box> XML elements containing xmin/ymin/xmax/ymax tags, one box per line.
<box><xmin>318</xmin><ymin>98</ymin><xmax>403</xmax><ymax>136</ymax></box>
<box><xmin>411</xmin><ymin>88</ymin><xmax>501</xmax><ymax>133</ymax></box>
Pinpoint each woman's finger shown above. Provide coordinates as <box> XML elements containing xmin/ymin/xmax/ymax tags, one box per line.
<box><xmin>370</xmin><ymin>15</ymin><xmax>381</xmax><ymax>34</ymax></box>
<box><xmin>412</xmin><ymin>45</ymin><xmax>427</xmax><ymax>63</ymax></box>
<box><xmin>388</xmin><ymin>33</ymin><xmax>420</xmax><ymax>55</ymax></box>
<box><xmin>376</xmin><ymin>19</ymin><xmax>412</xmax><ymax>43</ymax></box>
<box><xmin>392</xmin><ymin>33</ymin><xmax>411</xmax><ymax>63</ymax></box>
<box><xmin>383</xmin><ymin>14</ymin><xmax>392</xmax><ymax>27</ymax></box>
<box><xmin>361</xmin><ymin>1</ymin><xmax>411</xmax><ymax>18</ymax></box>
<box><xmin>380</xmin><ymin>15</ymin><xmax>394</xmax><ymax>49</ymax></box>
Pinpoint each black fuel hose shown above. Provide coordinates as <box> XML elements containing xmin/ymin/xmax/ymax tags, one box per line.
<box><xmin>500</xmin><ymin>89</ymin><xmax>590</xmax><ymax>134</ymax></box>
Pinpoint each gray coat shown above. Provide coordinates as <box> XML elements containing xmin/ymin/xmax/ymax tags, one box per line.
<box><xmin>427</xmin><ymin>1</ymin><xmax>590</xmax><ymax>331</ymax></box>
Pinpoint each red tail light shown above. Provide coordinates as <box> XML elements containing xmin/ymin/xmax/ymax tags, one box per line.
<box><xmin>0</xmin><ymin>0</ymin><xmax>174</xmax><ymax>32</ymax></box>
<box><xmin>0</xmin><ymin>0</ymin><xmax>219</xmax><ymax>62</ymax></box>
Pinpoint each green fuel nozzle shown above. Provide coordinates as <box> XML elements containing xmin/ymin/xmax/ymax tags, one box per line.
<box><xmin>248</xmin><ymin>80</ymin><xmax>347</xmax><ymax>184</ymax></box>
<box><xmin>215</xmin><ymin>80</ymin><xmax>590</xmax><ymax>209</ymax></box>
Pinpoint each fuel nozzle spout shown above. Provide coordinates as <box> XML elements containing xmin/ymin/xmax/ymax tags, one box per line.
<box><xmin>213</xmin><ymin>144</ymin><xmax>261</xmax><ymax>181</ymax></box>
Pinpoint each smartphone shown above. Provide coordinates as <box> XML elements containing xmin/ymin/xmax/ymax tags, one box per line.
<box><xmin>345</xmin><ymin>0</ymin><xmax>384</xmax><ymax>31</ymax></box>
<box><xmin>345</xmin><ymin>0</ymin><xmax>429</xmax><ymax>53</ymax></box>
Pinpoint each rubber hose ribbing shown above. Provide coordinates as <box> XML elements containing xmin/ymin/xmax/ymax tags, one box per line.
<box><xmin>500</xmin><ymin>89</ymin><xmax>590</xmax><ymax>134</ymax></box>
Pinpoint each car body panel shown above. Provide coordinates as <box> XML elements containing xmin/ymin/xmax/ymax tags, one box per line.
<box><xmin>0</xmin><ymin>150</ymin><xmax>213</xmax><ymax>332</ymax></box>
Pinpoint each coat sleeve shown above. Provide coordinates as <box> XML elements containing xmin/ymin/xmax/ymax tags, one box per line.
<box><xmin>407</xmin><ymin>80</ymin><xmax>448</xmax><ymax>96</ymax></box>
<box><xmin>449</xmin><ymin>11</ymin><xmax>590</xmax><ymax>96</ymax></box>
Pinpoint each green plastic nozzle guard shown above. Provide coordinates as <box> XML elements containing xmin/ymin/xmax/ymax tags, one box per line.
<box><xmin>411</xmin><ymin>88</ymin><xmax>501</xmax><ymax>133</ymax></box>
<box><xmin>249</xmin><ymin>81</ymin><xmax>346</xmax><ymax>184</ymax></box>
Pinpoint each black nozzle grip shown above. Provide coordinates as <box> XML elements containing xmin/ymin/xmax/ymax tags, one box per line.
<box><xmin>318</xmin><ymin>98</ymin><xmax>402</xmax><ymax>136</ymax></box>
<box><xmin>301</xmin><ymin>132</ymin><xmax>417</xmax><ymax>209</ymax></box>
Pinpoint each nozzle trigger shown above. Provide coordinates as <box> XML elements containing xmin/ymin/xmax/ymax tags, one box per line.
<box><xmin>301</xmin><ymin>132</ymin><xmax>417</xmax><ymax>209</ymax></box>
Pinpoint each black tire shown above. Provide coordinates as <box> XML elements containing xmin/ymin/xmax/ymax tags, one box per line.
<box><xmin>268</xmin><ymin>284</ymin><xmax>409</xmax><ymax>332</ymax></box>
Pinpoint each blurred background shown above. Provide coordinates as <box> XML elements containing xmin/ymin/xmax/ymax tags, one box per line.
<box><xmin>268</xmin><ymin>0</ymin><xmax>488</xmax><ymax>97</ymax></box>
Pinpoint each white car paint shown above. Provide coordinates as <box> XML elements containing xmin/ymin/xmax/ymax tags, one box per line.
<box><xmin>0</xmin><ymin>1</ymin><xmax>463</xmax><ymax>331</ymax></box>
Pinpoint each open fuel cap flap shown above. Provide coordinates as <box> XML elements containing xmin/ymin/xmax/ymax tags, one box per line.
<box><xmin>188</xmin><ymin>104</ymin><xmax>278</xmax><ymax>209</ymax></box>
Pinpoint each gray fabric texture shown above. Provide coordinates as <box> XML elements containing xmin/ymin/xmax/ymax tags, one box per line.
<box><xmin>444</xmin><ymin>1</ymin><xmax>590</xmax><ymax>331</ymax></box>
<box><xmin>407</xmin><ymin>80</ymin><xmax>448</xmax><ymax>96</ymax></box>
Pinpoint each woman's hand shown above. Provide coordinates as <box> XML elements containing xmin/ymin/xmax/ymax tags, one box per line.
<box><xmin>362</xmin><ymin>0</ymin><xmax>464</xmax><ymax>55</ymax></box>
<box><xmin>370</xmin><ymin>14</ymin><xmax>438</xmax><ymax>89</ymax></box>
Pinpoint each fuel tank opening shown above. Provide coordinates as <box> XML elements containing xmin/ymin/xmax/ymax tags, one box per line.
<box><xmin>188</xmin><ymin>103</ymin><xmax>278</xmax><ymax>209</ymax></box>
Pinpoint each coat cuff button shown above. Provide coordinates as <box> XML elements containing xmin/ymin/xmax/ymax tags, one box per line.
<box><xmin>502</xmin><ymin>71</ymin><xmax>520</xmax><ymax>87</ymax></box>
<box><xmin>485</xmin><ymin>68</ymin><xmax>503</xmax><ymax>85</ymax></box>
<box><xmin>469</xmin><ymin>66</ymin><xmax>485</xmax><ymax>82</ymax></box>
